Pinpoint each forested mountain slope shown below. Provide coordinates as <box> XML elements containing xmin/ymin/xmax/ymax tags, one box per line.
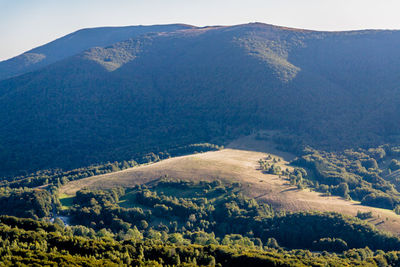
<box><xmin>0</xmin><ymin>24</ymin><xmax>193</xmax><ymax>80</ymax></box>
<box><xmin>1</xmin><ymin>23</ymin><xmax>400</xmax><ymax>175</ymax></box>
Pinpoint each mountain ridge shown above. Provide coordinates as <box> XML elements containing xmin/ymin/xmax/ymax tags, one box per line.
<box><xmin>2</xmin><ymin>22</ymin><xmax>399</xmax><ymax>81</ymax></box>
<box><xmin>0</xmin><ymin>24</ymin><xmax>194</xmax><ymax>80</ymax></box>
<box><xmin>1</xmin><ymin>22</ymin><xmax>400</xmax><ymax>175</ymax></box>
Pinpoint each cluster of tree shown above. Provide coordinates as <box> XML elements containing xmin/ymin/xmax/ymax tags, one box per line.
<box><xmin>66</xmin><ymin>180</ymin><xmax>255</xmax><ymax>234</ymax></box>
<box><xmin>389</xmin><ymin>159</ymin><xmax>400</xmax><ymax>172</ymax></box>
<box><xmin>293</xmin><ymin>146</ymin><xmax>400</xmax><ymax>210</ymax></box>
<box><xmin>0</xmin><ymin>177</ymin><xmax>399</xmax><ymax>264</ymax></box>
<box><xmin>4</xmin><ymin>23</ymin><xmax>400</xmax><ymax>180</ymax></box>
<box><xmin>356</xmin><ymin>211</ymin><xmax>373</xmax><ymax>220</ymax></box>
<box><xmin>258</xmin><ymin>157</ymin><xmax>311</xmax><ymax>189</ymax></box>
<box><xmin>0</xmin><ymin>188</ymin><xmax>52</xmax><ymax>219</ymax></box>
<box><xmin>312</xmin><ymin>237</ymin><xmax>348</xmax><ymax>253</ymax></box>
<box><xmin>1</xmin><ymin>215</ymin><xmax>400</xmax><ymax>266</ymax></box>
<box><xmin>0</xmin><ymin>143</ymin><xmax>221</xmax><ymax>190</ymax></box>
<box><xmin>62</xmin><ymin>180</ymin><xmax>400</xmax><ymax>253</ymax></box>
<box><xmin>7</xmin><ymin>213</ymin><xmax>400</xmax><ymax>266</ymax></box>
<box><xmin>258</xmin><ymin>156</ymin><xmax>283</xmax><ymax>175</ymax></box>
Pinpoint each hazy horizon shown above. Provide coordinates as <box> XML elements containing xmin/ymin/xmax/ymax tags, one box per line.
<box><xmin>2</xmin><ymin>0</ymin><xmax>400</xmax><ymax>61</ymax></box>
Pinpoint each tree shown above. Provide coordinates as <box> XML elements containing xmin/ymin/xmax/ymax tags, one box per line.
<box><xmin>336</xmin><ymin>183</ymin><xmax>349</xmax><ymax>198</ymax></box>
<box><xmin>140</xmin><ymin>220</ymin><xmax>148</xmax><ymax>230</ymax></box>
<box><xmin>266</xmin><ymin>237</ymin><xmax>279</xmax><ymax>249</ymax></box>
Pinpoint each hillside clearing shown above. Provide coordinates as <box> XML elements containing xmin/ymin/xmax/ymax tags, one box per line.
<box><xmin>60</xmin><ymin>132</ymin><xmax>400</xmax><ymax>234</ymax></box>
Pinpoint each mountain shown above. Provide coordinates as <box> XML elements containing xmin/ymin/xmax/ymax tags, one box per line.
<box><xmin>1</xmin><ymin>22</ymin><xmax>400</xmax><ymax>175</ymax></box>
<box><xmin>0</xmin><ymin>24</ymin><xmax>193</xmax><ymax>80</ymax></box>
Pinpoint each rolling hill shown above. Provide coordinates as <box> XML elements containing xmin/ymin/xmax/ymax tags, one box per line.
<box><xmin>60</xmin><ymin>132</ymin><xmax>400</xmax><ymax>234</ymax></box>
<box><xmin>0</xmin><ymin>24</ymin><xmax>193</xmax><ymax>80</ymax></box>
<box><xmin>1</xmin><ymin>22</ymin><xmax>400</xmax><ymax>176</ymax></box>
<box><xmin>3</xmin><ymin>22</ymin><xmax>400</xmax><ymax>264</ymax></box>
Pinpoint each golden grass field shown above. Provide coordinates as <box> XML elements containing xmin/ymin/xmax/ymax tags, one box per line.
<box><xmin>60</xmin><ymin>131</ymin><xmax>400</xmax><ymax>235</ymax></box>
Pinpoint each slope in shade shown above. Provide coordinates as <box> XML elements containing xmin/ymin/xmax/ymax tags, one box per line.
<box><xmin>0</xmin><ymin>24</ymin><xmax>193</xmax><ymax>80</ymax></box>
<box><xmin>1</xmin><ymin>23</ymin><xmax>400</xmax><ymax>176</ymax></box>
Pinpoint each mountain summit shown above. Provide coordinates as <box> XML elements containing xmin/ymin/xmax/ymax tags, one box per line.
<box><xmin>0</xmin><ymin>24</ymin><xmax>193</xmax><ymax>80</ymax></box>
<box><xmin>1</xmin><ymin>23</ymin><xmax>400</xmax><ymax>175</ymax></box>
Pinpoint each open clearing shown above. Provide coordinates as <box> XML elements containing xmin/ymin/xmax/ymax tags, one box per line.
<box><xmin>60</xmin><ymin>131</ymin><xmax>400</xmax><ymax>234</ymax></box>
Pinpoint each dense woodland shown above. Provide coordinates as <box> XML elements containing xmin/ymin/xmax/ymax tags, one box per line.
<box><xmin>1</xmin><ymin>138</ymin><xmax>400</xmax><ymax>265</ymax></box>
<box><xmin>289</xmin><ymin>145</ymin><xmax>400</xmax><ymax>210</ymax></box>
<box><xmin>63</xmin><ymin>179</ymin><xmax>400</xmax><ymax>252</ymax></box>
<box><xmin>2</xmin><ymin>23</ymin><xmax>400</xmax><ymax>177</ymax></box>
<box><xmin>2</xmin><ymin>174</ymin><xmax>400</xmax><ymax>265</ymax></box>
<box><xmin>253</xmin><ymin>133</ymin><xmax>400</xmax><ymax>212</ymax></box>
<box><xmin>2</xmin><ymin>215</ymin><xmax>399</xmax><ymax>266</ymax></box>
<box><xmin>3</xmin><ymin>147</ymin><xmax>400</xmax><ymax>265</ymax></box>
<box><xmin>3</xmin><ymin>22</ymin><xmax>400</xmax><ymax>265</ymax></box>
<box><xmin>0</xmin><ymin>24</ymin><xmax>192</xmax><ymax>81</ymax></box>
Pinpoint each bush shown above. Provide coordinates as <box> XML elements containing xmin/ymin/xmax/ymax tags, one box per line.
<box><xmin>312</xmin><ymin>238</ymin><xmax>348</xmax><ymax>253</ymax></box>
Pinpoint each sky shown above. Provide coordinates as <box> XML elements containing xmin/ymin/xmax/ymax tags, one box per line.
<box><xmin>1</xmin><ymin>0</ymin><xmax>400</xmax><ymax>61</ymax></box>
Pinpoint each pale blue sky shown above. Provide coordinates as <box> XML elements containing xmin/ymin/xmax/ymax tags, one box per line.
<box><xmin>1</xmin><ymin>0</ymin><xmax>400</xmax><ymax>61</ymax></box>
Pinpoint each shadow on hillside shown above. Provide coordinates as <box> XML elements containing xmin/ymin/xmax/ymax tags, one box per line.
<box><xmin>226</xmin><ymin>130</ymin><xmax>296</xmax><ymax>162</ymax></box>
<box><xmin>279</xmin><ymin>187</ymin><xmax>299</xmax><ymax>193</ymax></box>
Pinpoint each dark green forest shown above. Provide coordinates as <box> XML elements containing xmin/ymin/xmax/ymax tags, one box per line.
<box><xmin>63</xmin><ymin>180</ymin><xmax>400</xmax><ymax>252</ymax></box>
<box><xmin>2</xmin><ymin>22</ymin><xmax>400</xmax><ymax>265</ymax></box>
<box><xmin>1</xmin><ymin>179</ymin><xmax>400</xmax><ymax>266</ymax></box>
<box><xmin>0</xmin><ymin>215</ymin><xmax>394</xmax><ymax>266</ymax></box>
<box><xmin>3</xmin><ymin>149</ymin><xmax>400</xmax><ymax>265</ymax></box>
<box><xmin>2</xmin><ymin>23</ymin><xmax>400</xmax><ymax>177</ymax></box>
<box><xmin>0</xmin><ymin>24</ymin><xmax>192</xmax><ymax>81</ymax></box>
<box><xmin>2</xmin><ymin>172</ymin><xmax>400</xmax><ymax>265</ymax></box>
<box><xmin>288</xmin><ymin>145</ymin><xmax>400</xmax><ymax>210</ymax></box>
